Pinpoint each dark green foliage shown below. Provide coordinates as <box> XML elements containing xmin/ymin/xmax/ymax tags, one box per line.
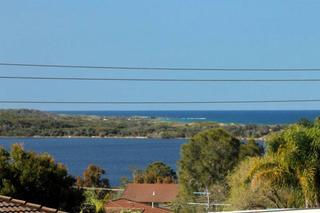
<box><xmin>81</xmin><ymin>190</ymin><xmax>112</xmax><ymax>213</ymax></box>
<box><xmin>81</xmin><ymin>203</ymin><xmax>96</xmax><ymax>213</ymax></box>
<box><xmin>297</xmin><ymin>118</ymin><xmax>313</xmax><ymax>127</ymax></box>
<box><xmin>133</xmin><ymin>161</ymin><xmax>177</xmax><ymax>184</ymax></box>
<box><xmin>239</xmin><ymin>138</ymin><xmax>264</xmax><ymax>160</ymax></box>
<box><xmin>0</xmin><ymin>109</ymin><xmax>282</xmax><ymax>139</ymax></box>
<box><xmin>0</xmin><ymin>148</ymin><xmax>11</xmax><ymax>192</ymax></box>
<box><xmin>179</xmin><ymin>128</ymin><xmax>240</xmax><ymax>197</ymax></box>
<box><xmin>0</xmin><ymin>144</ymin><xmax>84</xmax><ymax>212</ymax></box>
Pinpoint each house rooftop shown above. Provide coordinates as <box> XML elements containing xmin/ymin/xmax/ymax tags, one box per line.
<box><xmin>215</xmin><ymin>209</ymin><xmax>320</xmax><ymax>213</ymax></box>
<box><xmin>121</xmin><ymin>183</ymin><xmax>179</xmax><ymax>203</ymax></box>
<box><xmin>105</xmin><ymin>198</ymin><xmax>171</xmax><ymax>213</ymax></box>
<box><xmin>0</xmin><ymin>195</ymin><xmax>67</xmax><ymax>213</ymax></box>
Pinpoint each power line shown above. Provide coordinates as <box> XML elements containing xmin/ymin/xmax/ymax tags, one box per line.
<box><xmin>1</xmin><ymin>99</ymin><xmax>320</xmax><ymax>104</ymax></box>
<box><xmin>1</xmin><ymin>76</ymin><xmax>320</xmax><ymax>82</ymax></box>
<box><xmin>1</xmin><ymin>62</ymin><xmax>320</xmax><ymax>71</ymax></box>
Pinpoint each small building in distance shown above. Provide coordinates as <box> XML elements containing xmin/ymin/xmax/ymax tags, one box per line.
<box><xmin>121</xmin><ymin>183</ymin><xmax>179</xmax><ymax>208</ymax></box>
<box><xmin>104</xmin><ymin>198</ymin><xmax>170</xmax><ymax>213</ymax></box>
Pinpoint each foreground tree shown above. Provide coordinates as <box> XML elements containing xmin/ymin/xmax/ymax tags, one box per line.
<box><xmin>76</xmin><ymin>165</ymin><xmax>112</xmax><ymax>213</ymax></box>
<box><xmin>133</xmin><ymin>161</ymin><xmax>177</xmax><ymax>184</ymax></box>
<box><xmin>0</xmin><ymin>144</ymin><xmax>84</xmax><ymax>212</ymax></box>
<box><xmin>77</xmin><ymin>164</ymin><xmax>110</xmax><ymax>188</ymax></box>
<box><xmin>247</xmin><ymin>124</ymin><xmax>320</xmax><ymax>208</ymax></box>
<box><xmin>238</xmin><ymin>138</ymin><xmax>263</xmax><ymax>160</ymax></box>
<box><xmin>226</xmin><ymin>158</ymin><xmax>303</xmax><ymax>210</ymax></box>
<box><xmin>177</xmin><ymin>128</ymin><xmax>240</xmax><ymax>212</ymax></box>
<box><xmin>81</xmin><ymin>190</ymin><xmax>111</xmax><ymax>213</ymax></box>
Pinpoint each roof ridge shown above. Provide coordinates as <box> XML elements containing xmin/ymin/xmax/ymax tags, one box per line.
<box><xmin>122</xmin><ymin>184</ymin><xmax>178</xmax><ymax>203</ymax></box>
<box><xmin>0</xmin><ymin>194</ymin><xmax>68</xmax><ymax>213</ymax></box>
<box><xmin>106</xmin><ymin>198</ymin><xmax>171</xmax><ymax>212</ymax></box>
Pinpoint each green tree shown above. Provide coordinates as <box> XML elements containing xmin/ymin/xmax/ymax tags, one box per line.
<box><xmin>297</xmin><ymin>118</ymin><xmax>313</xmax><ymax>128</ymax></box>
<box><xmin>0</xmin><ymin>144</ymin><xmax>84</xmax><ymax>212</ymax></box>
<box><xmin>239</xmin><ymin>138</ymin><xmax>263</xmax><ymax>160</ymax></box>
<box><xmin>178</xmin><ymin>128</ymin><xmax>240</xmax><ymax>204</ymax></box>
<box><xmin>77</xmin><ymin>164</ymin><xmax>110</xmax><ymax>188</ymax></box>
<box><xmin>81</xmin><ymin>190</ymin><xmax>110</xmax><ymax>213</ymax></box>
<box><xmin>77</xmin><ymin>164</ymin><xmax>111</xmax><ymax>212</ymax></box>
<box><xmin>248</xmin><ymin>124</ymin><xmax>320</xmax><ymax>208</ymax></box>
<box><xmin>133</xmin><ymin>161</ymin><xmax>177</xmax><ymax>184</ymax></box>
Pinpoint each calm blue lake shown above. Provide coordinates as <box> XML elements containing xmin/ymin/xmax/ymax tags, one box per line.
<box><xmin>0</xmin><ymin>138</ymin><xmax>186</xmax><ymax>186</ymax></box>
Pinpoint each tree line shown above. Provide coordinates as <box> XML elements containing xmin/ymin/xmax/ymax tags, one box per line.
<box><xmin>175</xmin><ymin>118</ymin><xmax>320</xmax><ymax>212</ymax></box>
<box><xmin>0</xmin><ymin>109</ymin><xmax>282</xmax><ymax>139</ymax></box>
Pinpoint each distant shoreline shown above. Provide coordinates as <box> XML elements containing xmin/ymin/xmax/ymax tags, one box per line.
<box><xmin>52</xmin><ymin>109</ymin><xmax>320</xmax><ymax>125</ymax></box>
<box><xmin>0</xmin><ymin>135</ymin><xmax>186</xmax><ymax>139</ymax></box>
<box><xmin>0</xmin><ymin>135</ymin><xmax>266</xmax><ymax>141</ymax></box>
<box><xmin>0</xmin><ymin>136</ymin><xmax>191</xmax><ymax>140</ymax></box>
<box><xmin>0</xmin><ymin>109</ymin><xmax>283</xmax><ymax>141</ymax></box>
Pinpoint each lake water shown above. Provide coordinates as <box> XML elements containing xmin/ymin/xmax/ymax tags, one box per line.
<box><xmin>0</xmin><ymin>138</ymin><xmax>186</xmax><ymax>186</ymax></box>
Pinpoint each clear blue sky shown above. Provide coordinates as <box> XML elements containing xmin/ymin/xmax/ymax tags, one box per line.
<box><xmin>1</xmin><ymin>0</ymin><xmax>320</xmax><ymax>110</ymax></box>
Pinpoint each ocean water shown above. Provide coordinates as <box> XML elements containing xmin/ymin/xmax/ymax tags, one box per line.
<box><xmin>0</xmin><ymin>138</ymin><xmax>185</xmax><ymax>186</ymax></box>
<box><xmin>54</xmin><ymin>110</ymin><xmax>320</xmax><ymax>124</ymax></box>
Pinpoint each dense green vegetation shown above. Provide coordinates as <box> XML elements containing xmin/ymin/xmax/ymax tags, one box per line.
<box><xmin>0</xmin><ymin>144</ymin><xmax>119</xmax><ymax>212</ymax></box>
<box><xmin>227</xmin><ymin>120</ymin><xmax>320</xmax><ymax>209</ymax></box>
<box><xmin>179</xmin><ymin>129</ymin><xmax>240</xmax><ymax>197</ymax></box>
<box><xmin>0</xmin><ymin>144</ymin><xmax>84</xmax><ymax>212</ymax></box>
<box><xmin>175</xmin><ymin>118</ymin><xmax>320</xmax><ymax>212</ymax></box>
<box><xmin>133</xmin><ymin>161</ymin><xmax>177</xmax><ymax>184</ymax></box>
<box><xmin>0</xmin><ymin>109</ymin><xmax>282</xmax><ymax>139</ymax></box>
<box><xmin>176</xmin><ymin>128</ymin><xmax>263</xmax><ymax>212</ymax></box>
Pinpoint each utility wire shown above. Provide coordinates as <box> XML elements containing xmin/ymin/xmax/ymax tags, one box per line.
<box><xmin>1</xmin><ymin>62</ymin><xmax>320</xmax><ymax>72</ymax></box>
<box><xmin>1</xmin><ymin>99</ymin><xmax>320</xmax><ymax>104</ymax></box>
<box><xmin>1</xmin><ymin>76</ymin><xmax>320</xmax><ymax>82</ymax></box>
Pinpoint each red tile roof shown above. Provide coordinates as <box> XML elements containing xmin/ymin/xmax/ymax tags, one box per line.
<box><xmin>105</xmin><ymin>198</ymin><xmax>171</xmax><ymax>213</ymax></box>
<box><xmin>121</xmin><ymin>184</ymin><xmax>178</xmax><ymax>203</ymax></box>
<box><xmin>0</xmin><ymin>195</ymin><xmax>67</xmax><ymax>213</ymax></box>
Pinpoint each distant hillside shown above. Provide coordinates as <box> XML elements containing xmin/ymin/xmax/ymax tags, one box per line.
<box><xmin>0</xmin><ymin>109</ymin><xmax>283</xmax><ymax>139</ymax></box>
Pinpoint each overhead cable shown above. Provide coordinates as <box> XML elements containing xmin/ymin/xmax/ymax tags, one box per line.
<box><xmin>1</xmin><ymin>76</ymin><xmax>320</xmax><ymax>82</ymax></box>
<box><xmin>1</xmin><ymin>99</ymin><xmax>320</xmax><ymax>104</ymax></box>
<box><xmin>1</xmin><ymin>62</ymin><xmax>320</xmax><ymax>72</ymax></box>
